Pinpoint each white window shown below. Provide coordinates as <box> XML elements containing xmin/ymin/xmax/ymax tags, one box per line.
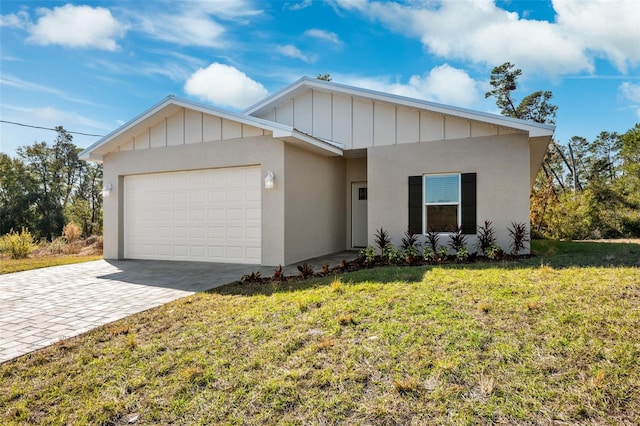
<box><xmin>424</xmin><ymin>174</ymin><xmax>460</xmax><ymax>232</ymax></box>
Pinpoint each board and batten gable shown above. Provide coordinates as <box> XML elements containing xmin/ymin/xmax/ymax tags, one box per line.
<box><xmin>252</xmin><ymin>88</ymin><xmax>525</xmax><ymax>149</ymax></box>
<box><xmin>110</xmin><ymin>108</ymin><xmax>270</xmax><ymax>154</ymax></box>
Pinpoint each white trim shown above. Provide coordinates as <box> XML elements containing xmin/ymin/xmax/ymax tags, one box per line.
<box><xmin>245</xmin><ymin>77</ymin><xmax>555</xmax><ymax>138</ymax></box>
<box><xmin>80</xmin><ymin>95</ymin><xmax>343</xmax><ymax>161</ymax></box>
<box><xmin>423</xmin><ymin>173</ymin><xmax>461</xmax><ymax>234</ymax></box>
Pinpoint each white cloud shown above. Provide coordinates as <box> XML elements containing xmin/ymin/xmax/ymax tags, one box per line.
<box><xmin>304</xmin><ymin>29</ymin><xmax>342</xmax><ymax>46</ymax></box>
<box><xmin>333</xmin><ymin>0</ymin><xmax>640</xmax><ymax>76</ymax></box>
<box><xmin>619</xmin><ymin>82</ymin><xmax>640</xmax><ymax>103</ymax></box>
<box><xmin>287</xmin><ymin>0</ymin><xmax>313</xmax><ymax>11</ymax></box>
<box><xmin>553</xmin><ymin>0</ymin><xmax>640</xmax><ymax>73</ymax></box>
<box><xmin>0</xmin><ymin>9</ymin><xmax>30</xmax><ymax>29</ymax></box>
<box><xmin>340</xmin><ymin>64</ymin><xmax>481</xmax><ymax>108</ymax></box>
<box><xmin>131</xmin><ymin>1</ymin><xmax>261</xmax><ymax>47</ymax></box>
<box><xmin>184</xmin><ymin>63</ymin><xmax>268</xmax><ymax>109</ymax></box>
<box><xmin>277</xmin><ymin>44</ymin><xmax>317</xmax><ymax>63</ymax></box>
<box><xmin>619</xmin><ymin>82</ymin><xmax>640</xmax><ymax>119</ymax></box>
<box><xmin>1</xmin><ymin>75</ymin><xmax>103</xmax><ymax>106</ymax></box>
<box><xmin>2</xmin><ymin>104</ymin><xmax>112</xmax><ymax>131</ymax></box>
<box><xmin>27</xmin><ymin>4</ymin><xmax>126</xmax><ymax>50</ymax></box>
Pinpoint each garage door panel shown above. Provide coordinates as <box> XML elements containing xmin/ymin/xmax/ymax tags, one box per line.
<box><xmin>125</xmin><ymin>167</ymin><xmax>261</xmax><ymax>264</ymax></box>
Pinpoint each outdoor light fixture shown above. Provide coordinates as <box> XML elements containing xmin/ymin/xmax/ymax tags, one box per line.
<box><xmin>264</xmin><ymin>171</ymin><xmax>275</xmax><ymax>189</ymax></box>
<box><xmin>102</xmin><ymin>183</ymin><xmax>112</xmax><ymax>198</ymax></box>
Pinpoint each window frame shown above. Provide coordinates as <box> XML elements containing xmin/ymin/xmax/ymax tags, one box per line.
<box><xmin>423</xmin><ymin>173</ymin><xmax>461</xmax><ymax>234</ymax></box>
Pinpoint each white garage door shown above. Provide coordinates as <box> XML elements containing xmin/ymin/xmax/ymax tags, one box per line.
<box><xmin>124</xmin><ymin>167</ymin><xmax>261</xmax><ymax>264</ymax></box>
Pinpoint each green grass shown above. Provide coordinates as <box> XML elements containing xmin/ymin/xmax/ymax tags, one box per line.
<box><xmin>0</xmin><ymin>255</ymin><xmax>103</xmax><ymax>275</ymax></box>
<box><xmin>1</xmin><ymin>240</ymin><xmax>639</xmax><ymax>425</ymax></box>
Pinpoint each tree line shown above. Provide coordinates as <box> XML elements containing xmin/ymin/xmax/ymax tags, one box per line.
<box><xmin>0</xmin><ymin>127</ymin><xmax>103</xmax><ymax>240</ymax></box>
<box><xmin>487</xmin><ymin>62</ymin><xmax>640</xmax><ymax>239</ymax></box>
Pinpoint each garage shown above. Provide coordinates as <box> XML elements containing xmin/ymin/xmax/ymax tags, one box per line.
<box><xmin>124</xmin><ymin>166</ymin><xmax>261</xmax><ymax>264</ymax></box>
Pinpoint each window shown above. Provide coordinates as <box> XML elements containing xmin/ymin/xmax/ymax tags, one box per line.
<box><xmin>408</xmin><ymin>173</ymin><xmax>475</xmax><ymax>235</ymax></box>
<box><xmin>424</xmin><ymin>174</ymin><xmax>460</xmax><ymax>232</ymax></box>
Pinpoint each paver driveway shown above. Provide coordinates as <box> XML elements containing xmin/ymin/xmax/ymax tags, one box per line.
<box><xmin>0</xmin><ymin>259</ymin><xmax>268</xmax><ymax>363</ymax></box>
<box><xmin>0</xmin><ymin>252</ymin><xmax>357</xmax><ymax>363</ymax></box>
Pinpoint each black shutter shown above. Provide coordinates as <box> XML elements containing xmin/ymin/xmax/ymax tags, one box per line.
<box><xmin>461</xmin><ymin>173</ymin><xmax>477</xmax><ymax>234</ymax></box>
<box><xmin>408</xmin><ymin>176</ymin><xmax>422</xmax><ymax>234</ymax></box>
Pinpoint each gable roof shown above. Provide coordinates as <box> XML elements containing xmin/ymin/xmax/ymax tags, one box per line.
<box><xmin>79</xmin><ymin>95</ymin><xmax>343</xmax><ymax>161</ymax></box>
<box><xmin>244</xmin><ymin>77</ymin><xmax>555</xmax><ymax>138</ymax></box>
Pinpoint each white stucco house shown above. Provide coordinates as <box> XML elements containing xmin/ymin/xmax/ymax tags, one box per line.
<box><xmin>80</xmin><ymin>77</ymin><xmax>555</xmax><ymax>266</ymax></box>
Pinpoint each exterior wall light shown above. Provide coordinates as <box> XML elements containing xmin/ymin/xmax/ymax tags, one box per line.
<box><xmin>102</xmin><ymin>183</ymin><xmax>112</xmax><ymax>198</ymax></box>
<box><xmin>264</xmin><ymin>171</ymin><xmax>275</xmax><ymax>189</ymax></box>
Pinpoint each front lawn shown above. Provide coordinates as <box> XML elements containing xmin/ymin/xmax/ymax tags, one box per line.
<box><xmin>1</xmin><ymin>240</ymin><xmax>639</xmax><ymax>424</ymax></box>
<box><xmin>0</xmin><ymin>255</ymin><xmax>103</xmax><ymax>275</ymax></box>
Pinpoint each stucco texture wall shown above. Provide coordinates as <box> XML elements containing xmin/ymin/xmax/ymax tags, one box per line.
<box><xmin>367</xmin><ymin>134</ymin><xmax>531</xmax><ymax>253</ymax></box>
<box><xmin>283</xmin><ymin>144</ymin><xmax>346</xmax><ymax>264</ymax></box>
<box><xmin>101</xmin><ymin>136</ymin><xmax>286</xmax><ymax>265</ymax></box>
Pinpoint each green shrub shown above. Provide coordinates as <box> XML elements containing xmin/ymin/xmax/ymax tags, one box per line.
<box><xmin>485</xmin><ymin>243</ymin><xmax>503</xmax><ymax>260</ymax></box>
<box><xmin>456</xmin><ymin>246</ymin><xmax>470</xmax><ymax>262</ymax></box>
<box><xmin>383</xmin><ymin>246</ymin><xmax>403</xmax><ymax>265</ymax></box>
<box><xmin>0</xmin><ymin>228</ymin><xmax>37</xmax><ymax>259</ymax></box>
<box><xmin>423</xmin><ymin>247</ymin><xmax>436</xmax><ymax>263</ymax></box>
<box><xmin>359</xmin><ymin>245</ymin><xmax>377</xmax><ymax>265</ymax></box>
<box><xmin>437</xmin><ymin>247</ymin><xmax>449</xmax><ymax>262</ymax></box>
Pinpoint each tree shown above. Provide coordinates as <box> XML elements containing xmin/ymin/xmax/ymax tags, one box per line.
<box><xmin>486</xmin><ymin>62</ymin><xmax>557</xmax><ymax>124</ymax></box>
<box><xmin>485</xmin><ymin>62</ymin><xmax>521</xmax><ymax>118</ymax></box>
<box><xmin>486</xmin><ymin>63</ymin><xmax>560</xmax><ymax>190</ymax></box>
<box><xmin>316</xmin><ymin>73</ymin><xmax>332</xmax><ymax>81</ymax></box>
<box><xmin>0</xmin><ymin>153</ymin><xmax>37</xmax><ymax>235</ymax></box>
<box><xmin>67</xmin><ymin>161</ymin><xmax>103</xmax><ymax>236</ymax></box>
<box><xmin>16</xmin><ymin>127</ymin><xmax>85</xmax><ymax>240</ymax></box>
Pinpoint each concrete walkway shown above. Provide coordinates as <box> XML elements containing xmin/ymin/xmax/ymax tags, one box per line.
<box><xmin>0</xmin><ymin>251</ymin><xmax>357</xmax><ymax>364</ymax></box>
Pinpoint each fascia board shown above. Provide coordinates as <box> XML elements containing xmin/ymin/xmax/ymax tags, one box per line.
<box><xmin>245</xmin><ymin>77</ymin><xmax>556</xmax><ymax>137</ymax></box>
<box><xmin>80</xmin><ymin>96</ymin><xmax>295</xmax><ymax>161</ymax></box>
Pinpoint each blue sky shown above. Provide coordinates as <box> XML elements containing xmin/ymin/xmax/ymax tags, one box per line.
<box><xmin>1</xmin><ymin>0</ymin><xmax>639</xmax><ymax>156</ymax></box>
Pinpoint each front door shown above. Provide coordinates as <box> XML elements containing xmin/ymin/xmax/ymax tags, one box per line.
<box><xmin>352</xmin><ymin>182</ymin><xmax>368</xmax><ymax>248</ymax></box>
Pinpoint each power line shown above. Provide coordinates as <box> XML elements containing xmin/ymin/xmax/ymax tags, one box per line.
<box><xmin>0</xmin><ymin>120</ymin><xmax>105</xmax><ymax>137</ymax></box>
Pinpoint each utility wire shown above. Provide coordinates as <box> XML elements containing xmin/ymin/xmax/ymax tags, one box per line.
<box><xmin>0</xmin><ymin>120</ymin><xmax>105</xmax><ymax>137</ymax></box>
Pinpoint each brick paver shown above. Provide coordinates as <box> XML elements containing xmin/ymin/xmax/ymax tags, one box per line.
<box><xmin>0</xmin><ymin>259</ymin><xmax>255</xmax><ymax>363</ymax></box>
<box><xmin>0</xmin><ymin>252</ymin><xmax>356</xmax><ymax>363</ymax></box>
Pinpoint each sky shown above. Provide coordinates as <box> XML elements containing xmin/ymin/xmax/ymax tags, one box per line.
<box><xmin>1</xmin><ymin>0</ymin><xmax>639</xmax><ymax>156</ymax></box>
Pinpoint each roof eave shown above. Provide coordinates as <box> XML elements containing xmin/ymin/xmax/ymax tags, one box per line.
<box><xmin>80</xmin><ymin>96</ymin><xmax>295</xmax><ymax>161</ymax></box>
<box><xmin>245</xmin><ymin>77</ymin><xmax>557</xmax><ymax>137</ymax></box>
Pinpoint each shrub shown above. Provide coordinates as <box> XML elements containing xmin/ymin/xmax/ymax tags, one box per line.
<box><xmin>360</xmin><ymin>245</ymin><xmax>377</xmax><ymax>265</ymax></box>
<box><xmin>48</xmin><ymin>237</ymin><xmax>66</xmax><ymax>255</ymax></box>
<box><xmin>437</xmin><ymin>246</ymin><xmax>449</xmax><ymax>262</ymax></box>
<box><xmin>508</xmin><ymin>222</ymin><xmax>529</xmax><ymax>255</ymax></box>
<box><xmin>425</xmin><ymin>229</ymin><xmax>440</xmax><ymax>254</ymax></box>
<box><xmin>374</xmin><ymin>227</ymin><xmax>392</xmax><ymax>253</ymax></box>
<box><xmin>403</xmin><ymin>244</ymin><xmax>420</xmax><ymax>265</ymax></box>
<box><xmin>63</xmin><ymin>223</ymin><xmax>82</xmax><ymax>242</ymax></box>
<box><xmin>485</xmin><ymin>243</ymin><xmax>504</xmax><ymax>260</ymax></box>
<box><xmin>241</xmin><ymin>271</ymin><xmax>262</xmax><ymax>283</ymax></box>
<box><xmin>476</xmin><ymin>220</ymin><xmax>496</xmax><ymax>256</ymax></box>
<box><xmin>0</xmin><ymin>228</ymin><xmax>37</xmax><ymax>259</ymax></box>
<box><xmin>297</xmin><ymin>263</ymin><xmax>315</xmax><ymax>279</ymax></box>
<box><xmin>272</xmin><ymin>264</ymin><xmax>285</xmax><ymax>281</ymax></box>
<box><xmin>423</xmin><ymin>247</ymin><xmax>435</xmax><ymax>263</ymax></box>
<box><xmin>384</xmin><ymin>246</ymin><xmax>403</xmax><ymax>265</ymax></box>
<box><xmin>400</xmin><ymin>230</ymin><xmax>419</xmax><ymax>250</ymax></box>
<box><xmin>448</xmin><ymin>226</ymin><xmax>468</xmax><ymax>254</ymax></box>
<box><xmin>455</xmin><ymin>246</ymin><xmax>470</xmax><ymax>262</ymax></box>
